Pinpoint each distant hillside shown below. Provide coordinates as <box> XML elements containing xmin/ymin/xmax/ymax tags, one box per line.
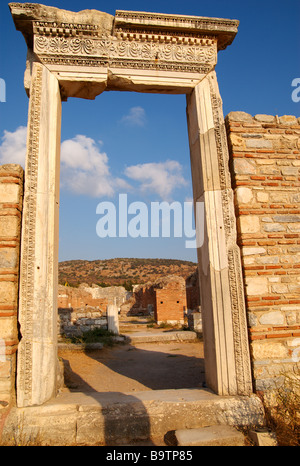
<box><xmin>58</xmin><ymin>258</ymin><xmax>197</xmax><ymax>288</ymax></box>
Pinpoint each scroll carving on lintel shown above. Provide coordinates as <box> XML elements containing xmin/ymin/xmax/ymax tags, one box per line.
<box><xmin>9</xmin><ymin>3</ymin><xmax>239</xmax><ymax>98</ymax></box>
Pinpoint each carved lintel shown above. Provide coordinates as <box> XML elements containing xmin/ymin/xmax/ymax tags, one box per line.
<box><xmin>9</xmin><ymin>3</ymin><xmax>238</xmax><ymax>81</ymax></box>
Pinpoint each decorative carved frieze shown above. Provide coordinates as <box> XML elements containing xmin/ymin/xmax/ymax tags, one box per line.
<box><xmin>34</xmin><ymin>33</ymin><xmax>217</xmax><ymax>70</ymax></box>
<box><xmin>9</xmin><ymin>3</ymin><xmax>239</xmax><ymax>77</ymax></box>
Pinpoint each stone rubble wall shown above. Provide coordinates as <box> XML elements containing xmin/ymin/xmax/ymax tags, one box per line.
<box><xmin>57</xmin><ymin>284</ymin><xmax>130</xmax><ymax>338</ymax></box>
<box><xmin>0</xmin><ymin>165</ymin><xmax>23</xmax><ymax>406</ymax></box>
<box><xmin>58</xmin><ymin>307</ymin><xmax>107</xmax><ymax>339</ymax></box>
<box><xmin>58</xmin><ymin>283</ymin><xmax>129</xmax><ymax>310</ymax></box>
<box><xmin>226</xmin><ymin>112</ymin><xmax>300</xmax><ymax>391</ymax></box>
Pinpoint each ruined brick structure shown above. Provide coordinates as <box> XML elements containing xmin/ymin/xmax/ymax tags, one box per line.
<box><xmin>58</xmin><ymin>283</ymin><xmax>128</xmax><ymax>310</ymax></box>
<box><xmin>57</xmin><ymin>277</ymin><xmax>199</xmax><ymax>335</ymax></box>
<box><xmin>57</xmin><ymin>271</ymin><xmax>201</xmax><ymax>334</ymax></box>
<box><xmin>122</xmin><ymin>284</ymin><xmax>156</xmax><ymax>316</ymax></box>
<box><xmin>186</xmin><ymin>268</ymin><xmax>201</xmax><ymax>312</ymax></box>
<box><xmin>122</xmin><ymin>275</ymin><xmax>196</xmax><ymax>325</ymax></box>
<box><xmin>154</xmin><ymin>276</ymin><xmax>187</xmax><ymax>324</ymax></box>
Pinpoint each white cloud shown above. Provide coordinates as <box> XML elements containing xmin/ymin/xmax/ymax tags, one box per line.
<box><xmin>0</xmin><ymin>127</ymin><xmax>187</xmax><ymax>201</ymax></box>
<box><xmin>0</xmin><ymin>128</ymin><xmax>119</xmax><ymax>198</ymax></box>
<box><xmin>0</xmin><ymin>126</ymin><xmax>27</xmax><ymax>167</ymax></box>
<box><xmin>121</xmin><ymin>106</ymin><xmax>146</xmax><ymax>127</ymax></box>
<box><xmin>60</xmin><ymin>135</ymin><xmax>116</xmax><ymax>197</ymax></box>
<box><xmin>124</xmin><ymin>160</ymin><xmax>188</xmax><ymax>200</ymax></box>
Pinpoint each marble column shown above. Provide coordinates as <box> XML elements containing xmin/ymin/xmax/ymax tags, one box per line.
<box><xmin>186</xmin><ymin>71</ymin><xmax>253</xmax><ymax>396</ymax></box>
<box><xmin>17</xmin><ymin>62</ymin><xmax>62</xmax><ymax>407</ymax></box>
<box><xmin>107</xmin><ymin>304</ymin><xmax>119</xmax><ymax>335</ymax></box>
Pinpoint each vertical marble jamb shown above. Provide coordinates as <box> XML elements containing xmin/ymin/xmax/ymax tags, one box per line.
<box><xmin>186</xmin><ymin>71</ymin><xmax>253</xmax><ymax>396</ymax></box>
<box><xmin>17</xmin><ymin>62</ymin><xmax>62</xmax><ymax>407</ymax></box>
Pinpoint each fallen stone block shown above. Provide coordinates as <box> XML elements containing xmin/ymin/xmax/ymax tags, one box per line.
<box><xmin>175</xmin><ymin>425</ymin><xmax>245</xmax><ymax>446</ymax></box>
<box><xmin>248</xmin><ymin>428</ymin><xmax>277</xmax><ymax>446</ymax></box>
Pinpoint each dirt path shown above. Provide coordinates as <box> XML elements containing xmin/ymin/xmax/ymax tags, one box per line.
<box><xmin>59</xmin><ymin>339</ymin><xmax>205</xmax><ymax>394</ymax></box>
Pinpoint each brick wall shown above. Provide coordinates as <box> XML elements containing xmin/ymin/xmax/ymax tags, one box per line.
<box><xmin>154</xmin><ymin>278</ymin><xmax>187</xmax><ymax>324</ymax></box>
<box><xmin>0</xmin><ymin>165</ymin><xmax>23</xmax><ymax>406</ymax></box>
<box><xmin>125</xmin><ymin>284</ymin><xmax>156</xmax><ymax>316</ymax></box>
<box><xmin>186</xmin><ymin>268</ymin><xmax>200</xmax><ymax>311</ymax></box>
<box><xmin>226</xmin><ymin>112</ymin><xmax>300</xmax><ymax>392</ymax></box>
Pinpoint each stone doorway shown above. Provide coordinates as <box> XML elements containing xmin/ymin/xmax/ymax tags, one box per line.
<box><xmin>57</xmin><ymin>90</ymin><xmax>203</xmax><ymax>396</ymax></box>
<box><xmin>9</xmin><ymin>3</ymin><xmax>253</xmax><ymax>408</ymax></box>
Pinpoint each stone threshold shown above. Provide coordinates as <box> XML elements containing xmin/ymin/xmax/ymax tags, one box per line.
<box><xmin>2</xmin><ymin>388</ymin><xmax>265</xmax><ymax>446</ymax></box>
<box><xmin>121</xmin><ymin>330</ymin><xmax>199</xmax><ymax>343</ymax></box>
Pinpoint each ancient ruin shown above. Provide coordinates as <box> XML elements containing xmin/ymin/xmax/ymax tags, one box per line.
<box><xmin>0</xmin><ymin>2</ymin><xmax>299</xmax><ymax>446</ymax></box>
<box><xmin>57</xmin><ymin>272</ymin><xmax>201</xmax><ymax>337</ymax></box>
<box><xmin>6</xmin><ymin>3</ymin><xmax>252</xmax><ymax>409</ymax></box>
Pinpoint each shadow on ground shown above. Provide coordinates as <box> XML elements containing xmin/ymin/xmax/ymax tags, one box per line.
<box><xmin>59</xmin><ymin>341</ymin><xmax>205</xmax><ymax>445</ymax></box>
<box><xmin>60</xmin><ymin>341</ymin><xmax>205</xmax><ymax>392</ymax></box>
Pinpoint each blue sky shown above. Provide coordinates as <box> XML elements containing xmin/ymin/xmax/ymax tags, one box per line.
<box><xmin>0</xmin><ymin>0</ymin><xmax>299</xmax><ymax>262</ymax></box>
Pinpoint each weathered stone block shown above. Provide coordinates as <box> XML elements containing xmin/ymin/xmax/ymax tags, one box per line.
<box><xmin>0</xmin><ymin>183</ymin><xmax>20</xmax><ymax>204</ymax></box>
<box><xmin>263</xmin><ymin>223</ymin><xmax>285</xmax><ymax>232</ymax></box>
<box><xmin>269</xmin><ymin>192</ymin><xmax>289</xmax><ymax>203</ymax></box>
<box><xmin>291</xmin><ymin>193</ymin><xmax>300</xmax><ymax>203</ymax></box>
<box><xmin>229</xmin><ymin>133</ymin><xmax>245</xmax><ymax>149</ymax></box>
<box><xmin>251</xmin><ymin>341</ymin><xmax>289</xmax><ymax>360</ymax></box>
<box><xmin>226</xmin><ymin>111</ymin><xmax>253</xmax><ymax>122</ymax></box>
<box><xmin>256</xmin><ymin>191</ymin><xmax>269</xmax><ymax>203</ymax></box>
<box><xmin>287</xmin><ymin>223</ymin><xmax>300</xmax><ymax>232</ymax></box>
<box><xmin>273</xmin><ymin>215</ymin><xmax>300</xmax><ymax>223</ymax></box>
<box><xmin>278</xmin><ymin>115</ymin><xmax>298</xmax><ymax>125</ymax></box>
<box><xmin>0</xmin><ymin>316</ymin><xmax>18</xmax><ymax>340</ymax></box>
<box><xmin>242</xmin><ymin>247</ymin><xmax>266</xmax><ymax>256</ymax></box>
<box><xmin>238</xmin><ymin>215</ymin><xmax>260</xmax><ymax>233</ymax></box>
<box><xmin>257</xmin><ymin>256</ymin><xmax>279</xmax><ymax>265</ymax></box>
<box><xmin>0</xmin><ymin>216</ymin><xmax>19</xmax><ymax>237</ymax></box>
<box><xmin>0</xmin><ymin>281</ymin><xmax>17</xmax><ymax>306</ymax></box>
<box><xmin>175</xmin><ymin>425</ymin><xmax>245</xmax><ymax>446</ymax></box>
<box><xmin>0</xmin><ymin>247</ymin><xmax>18</xmax><ymax>268</ymax></box>
<box><xmin>0</xmin><ymin>360</ymin><xmax>11</xmax><ymax>378</ymax></box>
<box><xmin>235</xmin><ymin>187</ymin><xmax>253</xmax><ymax>204</ymax></box>
<box><xmin>271</xmin><ymin>283</ymin><xmax>289</xmax><ymax>294</ymax></box>
<box><xmin>233</xmin><ymin>158</ymin><xmax>256</xmax><ymax>175</ymax></box>
<box><xmin>245</xmin><ymin>139</ymin><xmax>273</xmax><ymax>149</ymax></box>
<box><xmin>259</xmin><ymin>311</ymin><xmax>284</xmax><ymax>325</ymax></box>
<box><xmin>245</xmin><ymin>277</ymin><xmax>268</xmax><ymax>296</ymax></box>
<box><xmin>254</xmin><ymin>114</ymin><xmax>275</xmax><ymax>123</ymax></box>
<box><xmin>248</xmin><ymin>428</ymin><xmax>277</xmax><ymax>446</ymax></box>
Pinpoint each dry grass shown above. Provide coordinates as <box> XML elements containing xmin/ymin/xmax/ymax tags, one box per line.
<box><xmin>263</xmin><ymin>364</ymin><xmax>300</xmax><ymax>446</ymax></box>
